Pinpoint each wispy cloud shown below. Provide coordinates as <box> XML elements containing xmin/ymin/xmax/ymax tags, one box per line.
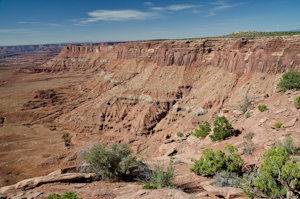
<box><xmin>17</xmin><ymin>21</ymin><xmax>40</xmax><ymax>24</ymax></box>
<box><xmin>151</xmin><ymin>4</ymin><xmax>202</xmax><ymax>12</ymax></box>
<box><xmin>45</xmin><ymin>23</ymin><xmax>62</xmax><ymax>26</ymax></box>
<box><xmin>0</xmin><ymin>29</ymin><xmax>27</xmax><ymax>33</ymax></box>
<box><xmin>144</xmin><ymin>2</ymin><xmax>153</xmax><ymax>6</ymax></box>
<box><xmin>79</xmin><ymin>9</ymin><xmax>160</xmax><ymax>23</ymax></box>
<box><xmin>206</xmin><ymin>1</ymin><xmax>243</xmax><ymax>17</ymax></box>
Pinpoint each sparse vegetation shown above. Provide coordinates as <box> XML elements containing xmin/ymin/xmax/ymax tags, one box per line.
<box><xmin>257</xmin><ymin>104</ymin><xmax>268</xmax><ymax>112</ymax></box>
<box><xmin>277</xmin><ymin>133</ymin><xmax>298</xmax><ymax>155</ymax></box>
<box><xmin>210</xmin><ymin>116</ymin><xmax>233</xmax><ymax>142</ymax></box>
<box><xmin>142</xmin><ymin>183</ymin><xmax>157</xmax><ymax>190</ymax></box>
<box><xmin>178</xmin><ymin>31</ymin><xmax>300</xmax><ymax>41</ymax></box>
<box><xmin>242</xmin><ymin>132</ymin><xmax>255</xmax><ymax>156</ymax></box>
<box><xmin>213</xmin><ymin>171</ymin><xmax>239</xmax><ymax>188</ymax></box>
<box><xmin>275</xmin><ymin>122</ymin><xmax>282</xmax><ymax>128</ymax></box>
<box><xmin>236</xmin><ymin>94</ymin><xmax>253</xmax><ymax>114</ymax></box>
<box><xmin>191</xmin><ymin>121</ymin><xmax>211</xmax><ymax>139</ymax></box>
<box><xmin>190</xmin><ymin>145</ymin><xmax>244</xmax><ymax>176</ymax></box>
<box><xmin>151</xmin><ymin>157</ymin><xmax>175</xmax><ymax>188</ymax></box>
<box><xmin>294</xmin><ymin>96</ymin><xmax>300</xmax><ymax>109</ymax></box>
<box><xmin>47</xmin><ymin>191</ymin><xmax>82</xmax><ymax>199</ymax></box>
<box><xmin>78</xmin><ymin>143</ymin><xmax>140</xmax><ymax>180</ymax></box>
<box><xmin>245</xmin><ymin>112</ymin><xmax>251</xmax><ymax>118</ymax></box>
<box><xmin>277</xmin><ymin>71</ymin><xmax>300</xmax><ymax>92</ymax></box>
<box><xmin>176</xmin><ymin>132</ymin><xmax>183</xmax><ymax>137</ymax></box>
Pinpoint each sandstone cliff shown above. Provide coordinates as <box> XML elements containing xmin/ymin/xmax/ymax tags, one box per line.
<box><xmin>32</xmin><ymin>36</ymin><xmax>300</xmax><ymax>156</ymax></box>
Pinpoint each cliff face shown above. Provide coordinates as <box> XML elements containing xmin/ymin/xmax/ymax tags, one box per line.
<box><xmin>37</xmin><ymin>36</ymin><xmax>300</xmax><ymax>75</ymax></box>
<box><xmin>30</xmin><ymin>36</ymin><xmax>300</xmax><ymax>156</ymax></box>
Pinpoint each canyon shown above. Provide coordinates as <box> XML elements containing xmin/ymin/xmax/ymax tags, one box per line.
<box><xmin>1</xmin><ymin>35</ymin><xmax>300</xmax><ymax>198</ymax></box>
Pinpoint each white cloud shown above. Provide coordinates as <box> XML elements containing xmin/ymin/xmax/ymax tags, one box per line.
<box><xmin>206</xmin><ymin>1</ymin><xmax>243</xmax><ymax>17</ymax></box>
<box><xmin>0</xmin><ymin>29</ymin><xmax>27</xmax><ymax>33</ymax></box>
<box><xmin>144</xmin><ymin>2</ymin><xmax>153</xmax><ymax>5</ymax></box>
<box><xmin>151</xmin><ymin>4</ymin><xmax>201</xmax><ymax>12</ymax></box>
<box><xmin>80</xmin><ymin>9</ymin><xmax>160</xmax><ymax>23</ymax></box>
<box><xmin>276</xmin><ymin>24</ymin><xmax>280</xmax><ymax>26</ymax></box>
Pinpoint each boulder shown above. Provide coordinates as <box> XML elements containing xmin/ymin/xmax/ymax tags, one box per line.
<box><xmin>202</xmin><ymin>185</ymin><xmax>244</xmax><ymax>199</ymax></box>
<box><xmin>282</xmin><ymin>118</ymin><xmax>298</xmax><ymax>128</ymax></box>
<box><xmin>274</xmin><ymin>108</ymin><xmax>287</xmax><ymax>114</ymax></box>
<box><xmin>15</xmin><ymin>173</ymin><xmax>95</xmax><ymax>190</ymax></box>
<box><xmin>233</xmin><ymin>110</ymin><xmax>244</xmax><ymax>117</ymax></box>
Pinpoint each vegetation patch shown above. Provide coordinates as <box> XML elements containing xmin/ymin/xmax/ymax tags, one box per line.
<box><xmin>277</xmin><ymin>71</ymin><xmax>300</xmax><ymax>92</ymax></box>
<box><xmin>257</xmin><ymin>104</ymin><xmax>268</xmax><ymax>112</ymax></box>
<box><xmin>176</xmin><ymin>132</ymin><xmax>183</xmax><ymax>137</ymax></box>
<box><xmin>142</xmin><ymin>183</ymin><xmax>157</xmax><ymax>190</ymax></box>
<box><xmin>210</xmin><ymin>116</ymin><xmax>233</xmax><ymax>142</ymax></box>
<box><xmin>191</xmin><ymin>121</ymin><xmax>211</xmax><ymax>139</ymax></box>
<box><xmin>47</xmin><ymin>191</ymin><xmax>82</xmax><ymax>199</ymax></box>
<box><xmin>294</xmin><ymin>96</ymin><xmax>300</xmax><ymax>109</ymax></box>
<box><xmin>190</xmin><ymin>145</ymin><xmax>244</xmax><ymax>176</ymax></box>
<box><xmin>275</xmin><ymin>122</ymin><xmax>282</xmax><ymax>128</ymax></box>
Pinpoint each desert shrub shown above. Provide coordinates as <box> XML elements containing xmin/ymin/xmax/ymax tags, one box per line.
<box><xmin>191</xmin><ymin>121</ymin><xmax>211</xmax><ymax>139</ymax></box>
<box><xmin>244</xmin><ymin>132</ymin><xmax>255</xmax><ymax>141</ymax></box>
<box><xmin>242</xmin><ymin>141</ymin><xmax>254</xmax><ymax>156</ymax></box>
<box><xmin>245</xmin><ymin>112</ymin><xmax>251</xmax><ymax>119</ymax></box>
<box><xmin>190</xmin><ymin>145</ymin><xmax>244</xmax><ymax>176</ymax></box>
<box><xmin>213</xmin><ymin>171</ymin><xmax>239</xmax><ymax>188</ymax></box>
<box><xmin>275</xmin><ymin>122</ymin><xmax>282</xmax><ymax>128</ymax></box>
<box><xmin>209</xmin><ymin>116</ymin><xmax>233</xmax><ymax>142</ymax></box>
<box><xmin>236</xmin><ymin>94</ymin><xmax>253</xmax><ymax>113</ymax></box>
<box><xmin>294</xmin><ymin>96</ymin><xmax>300</xmax><ymax>109</ymax></box>
<box><xmin>240</xmin><ymin>147</ymin><xmax>300</xmax><ymax>198</ymax></box>
<box><xmin>277</xmin><ymin>71</ymin><xmax>300</xmax><ymax>92</ymax></box>
<box><xmin>151</xmin><ymin>157</ymin><xmax>175</xmax><ymax>188</ymax></box>
<box><xmin>257</xmin><ymin>104</ymin><xmax>268</xmax><ymax>112</ymax></box>
<box><xmin>142</xmin><ymin>183</ymin><xmax>157</xmax><ymax>190</ymax></box>
<box><xmin>47</xmin><ymin>191</ymin><xmax>82</xmax><ymax>199</ymax></box>
<box><xmin>176</xmin><ymin>132</ymin><xmax>183</xmax><ymax>137</ymax></box>
<box><xmin>277</xmin><ymin>133</ymin><xmax>297</xmax><ymax>155</ymax></box>
<box><xmin>78</xmin><ymin>143</ymin><xmax>140</xmax><ymax>180</ymax></box>
<box><xmin>242</xmin><ymin>132</ymin><xmax>255</xmax><ymax>156</ymax></box>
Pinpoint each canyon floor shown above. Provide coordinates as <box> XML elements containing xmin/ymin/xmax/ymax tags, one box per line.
<box><xmin>0</xmin><ymin>36</ymin><xmax>300</xmax><ymax>198</ymax></box>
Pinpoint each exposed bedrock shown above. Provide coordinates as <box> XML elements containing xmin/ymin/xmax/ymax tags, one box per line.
<box><xmin>29</xmin><ymin>36</ymin><xmax>300</xmax><ymax>156</ymax></box>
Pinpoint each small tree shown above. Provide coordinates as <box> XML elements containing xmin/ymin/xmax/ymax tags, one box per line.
<box><xmin>240</xmin><ymin>147</ymin><xmax>300</xmax><ymax>199</ymax></box>
<box><xmin>190</xmin><ymin>145</ymin><xmax>244</xmax><ymax>176</ymax></box>
<box><xmin>191</xmin><ymin>121</ymin><xmax>211</xmax><ymax>139</ymax></box>
<box><xmin>277</xmin><ymin>71</ymin><xmax>300</xmax><ymax>92</ymax></box>
<box><xmin>78</xmin><ymin>143</ymin><xmax>140</xmax><ymax>180</ymax></box>
<box><xmin>210</xmin><ymin>116</ymin><xmax>233</xmax><ymax>142</ymax></box>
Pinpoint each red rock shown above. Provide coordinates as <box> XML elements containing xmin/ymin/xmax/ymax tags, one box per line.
<box><xmin>282</xmin><ymin>118</ymin><xmax>298</xmax><ymax>128</ymax></box>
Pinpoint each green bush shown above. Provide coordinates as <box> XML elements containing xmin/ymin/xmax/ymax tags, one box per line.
<box><xmin>257</xmin><ymin>104</ymin><xmax>268</xmax><ymax>112</ymax></box>
<box><xmin>151</xmin><ymin>157</ymin><xmax>175</xmax><ymax>188</ymax></box>
<box><xmin>190</xmin><ymin>145</ymin><xmax>244</xmax><ymax>176</ymax></box>
<box><xmin>47</xmin><ymin>191</ymin><xmax>82</xmax><ymax>199</ymax></box>
<box><xmin>142</xmin><ymin>183</ymin><xmax>157</xmax><ymax>190</ymax></box>
<box><xmin>176</xmin><ymin>132</ymin><xmax>183</xmax><ymax>137</ymax></box>
<box><xmin>275</xmin><ymin>122</ymin><xmax>282</xmax><ymax>128</ymax></box>
<box><xmin>191</xmin><ymin>121</ymin><xmax>211</xmax><ymax>139</ymax></box>
<box><xmin>240</xmin><ymin>147</ymin><xmax>300</xmax><ymax>198</ymax></box>
<box><xmin>78</xmin><ymin>143</ymin><xmax>140</xmax><ymax>180</ymax></box>
<box><xmin>277</xmin><ymin>71</ymin><xmax>300</xmax><ymax>92</ymax></box>
<box><xmin>209</xmin><ymin>116</ymin><xmax>233</xmax><ymax>142</ymax></box>
<box><xmin>294</xmin><ymin>96</ymin><xmax>300</xmax><ymax>109</ymax></box>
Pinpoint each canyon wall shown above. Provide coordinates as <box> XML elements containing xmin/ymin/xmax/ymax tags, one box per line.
<box><xmin>30</xmin><ymin>35</ymin><xmax>300</xmax><ymax>156</ymax></box>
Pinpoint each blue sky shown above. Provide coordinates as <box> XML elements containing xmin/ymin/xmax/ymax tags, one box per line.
<box><xmin>0</xmin><ymin>0</ymin><xmax>299</xmax><ymax>46</ymax></box>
